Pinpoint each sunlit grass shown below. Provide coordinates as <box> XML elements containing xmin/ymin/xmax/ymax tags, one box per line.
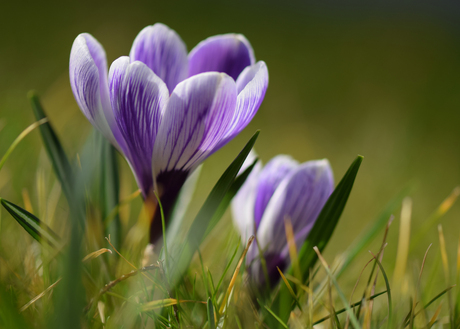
<box><xmin>0</xmin><ymin>97</ymin><xmax>459</xmax><ymax>329</ymax></box>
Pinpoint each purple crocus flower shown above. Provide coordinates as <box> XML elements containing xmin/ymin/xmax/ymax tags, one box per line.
<box><xmin>69</xmin><ymin>23</ymin><xmax>268</xmax><ymax>243</ymax></box>
<box><xmin>232</xmin><ymin>154</ymin><xmax>334</xmax><ymax>288</ymax></box>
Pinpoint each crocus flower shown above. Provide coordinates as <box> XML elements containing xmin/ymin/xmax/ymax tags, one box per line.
<box><xmin>232</xmin><ymin>154</ymin><xmax>334</xmax><ymax>288</ymax></box>
<box><xmin>69</xmin><ymin>23</ymin><xmax>268</xmax><ymax>243</ymax></box>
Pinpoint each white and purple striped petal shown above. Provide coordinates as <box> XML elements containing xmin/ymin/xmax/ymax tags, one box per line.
<box><xmin>152</xmin><ymin>72</ymin><xmax>237</xmax><ymax>178</ymax></box>
<box><xmin>130</xmin><ymin>23</ymin><xmax>188</xmax><ymax>92</ymax></box>
<box><xmin>253</xmin><ymin>155</ymin><xmax>298</xmax><ymax>229</ymax></box>
<box><xmin>70</xmin><ymin>33</ymin><xmax>123</xmax><ymax>148</ymax></box>
<box><xmin>257</xmin><ymin>159</ymin><xmax>334</xmax><ymax>256</ymax></box>
<box><xmin>188</xmin><ymin>34</ymin><xmax>255</xmax><ymax>81</ymax></box>
<box><xmin>231</xmin><ymin>153</ymin><xmax>262</xmax><ymax>245</ymax></box>
<box><xmin>109</xmin><ymin>57</ymin><xmax>169</xmax><ymax>196</ymax></box>
<box><xmin>217</xmin><ymin>62</ymin><xmax>269</xmax><ymax>149</ymax></box>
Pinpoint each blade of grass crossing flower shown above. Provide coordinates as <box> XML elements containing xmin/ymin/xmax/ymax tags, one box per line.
<box><xmin>219</xmin><ymin>236</ymin><xmax>255</xmax><ymax>314</ymax></box>
<box><xmin>154</xmin><ymin>191</ymin><xmax>168</xmax><ymax>274</ymax></box>
<box><xmin>213</xmin><ymin>243</ymin><xmax>239</xmax><ymax>300</ymax></box>
<box><xmin>285</xmin><ymin>218</ymin><xmax>301</xmax><ymax>284</ymax></box>
<box><xmin>314</xmin><ymin>247</ymin><xmax>361</xmax><ymax>329</ymax></box>
<box><xmin>0</xmin><ymin>118</ymin><xmax>48</xmax><ymax>172</ymax></box>
<box><xmin>0</xmin><ymin>198</ymin><xmax>60</xmax><ymax>248</ymax></box>
<box><xmin>277</xmin><ymin>267</ymin><xmax>302</xmax><ymax>311</ymax></box>
<box><xmin>298</xmin><ymin>155</ymin><xmax>363</xmax><ymax>279</ymax></box>
<box><xmin>29</xmin><ymin>91</ymin><xmax>74</xmax><ymax>202</ymax></box>
<box><xmin>207</xmin><ymin>298</ymin><xmax>216</xmax><ymax>329</ymax></box>
<box><xmin>268</xmin><ymin>155</ymin><xmax>363</xmax><ymax>327</ymax></box>
<box><xmin>172</xmin><ymin>132</ymin><xmax>259</xmax><ymax>284</ymax></box>
<box><xmin>204</xmin><ymin>158</ymin><xmax>258</xmax><ymax>237</ymax></box>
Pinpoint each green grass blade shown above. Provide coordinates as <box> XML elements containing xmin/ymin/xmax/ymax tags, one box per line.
<box><xmin>29</xmin><ymin>91</ymin><xmax>74</xmax><ymax>202</ymax></box>
<box><xmin>0</xmin><ymin>118</ymin><xmax>48</xmax><ymax>172</ymax></box>
<box><xmin>171</xmin><ymin>131</ymin><xmax>259</xmax><ymax>284</ymax></box>
<box><xmin>313</xmin><ymin>290</ymin><xmax>387</xmax><ymax>325</ymax></box>
<box><xmin>99</xmin><ymin>136</ymin><xmax>121</xmax><ymax>249</ymax></box>
<box><xmin>0</xmin><ymin>197</ymin><xmax>60</xmax><ymax>248</ymax></box>
<box><xmin>263</xmin><ymin>304</ymin><xmax>289</xmax><ymax>329</ymax></box>
<box><xmin>297</xmin><ymin>155</ymin><xmax>363</xmax><ymax>279</ymax></box>
<box><xmin>369</xmin><ymin>252</ymin><xmax>392</xmax><ymax>326</ymax></box>
<box><xmin>207</xmin><ymin>298</ymin><xmax>216</xmax><ymax>329</ymax></box>
<box><xmin>337</xmin><ymin>186</ymin><xmax>412</xmax><ymax>279</ymax></box>
<box><xmin>267</xmin><ymin>155</ymin><xmax>363</xmax><ymax>328</ymax></box>
<box><xmin>315</xmin><ymin>247</ymin><xmax>361</xmax><ymax>329</ymax></box>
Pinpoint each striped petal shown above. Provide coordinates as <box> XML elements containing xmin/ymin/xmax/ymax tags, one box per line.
<box><xmin>217</xmin><ymin>61</ymin><xmax>269</xmax><ymax>149</ymax></box>
<box><xmin>231</xmin><ymin>155</ymin><xmax>262</xmax><ymax>245</ymax></box>
<box><xmin>69</xmin><ymin>33</ymin><xmax>122</xmax><ymax>147</ymax></box>
<box><xmin>188</xmin><ymin>34</ymin><xmax>255</xmax><ymax>81</ymax></box>
<box><xmin>253</xmin><ymin>155</ymin><xmax>298</xmax><ymax>229</ymax></box>
<box><xmin>130</xmin><ymin>23</ymin><xmax>188</xmax><ymax>92</ymax></box>
<box><xmin>152</xmin><ymin>72</ymin><xmax>237</xmax><ymax>179</ymax></box>
<box><xmin>257</xmin><ymin>160</ymin><xmax>334</xmax><ymax>255</ymax></box>
<box><xmin>109</xmin><ymin>57</ymin><xmax>169</xmax><ymax>196</ymax></box>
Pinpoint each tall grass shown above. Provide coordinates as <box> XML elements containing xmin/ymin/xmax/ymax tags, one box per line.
<box><xmin>0</xmin><ymin>95</ymin><xmax>459</xmax><ymax>329</ymax></box>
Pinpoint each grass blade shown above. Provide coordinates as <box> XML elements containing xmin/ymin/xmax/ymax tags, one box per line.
<box><xmin>29</xmin><ymin>91</ymin><xmax>74</xmax><ymax>201</ymax></box>
<box><xmin>207</xmin><ymin>298</ymin><xmax>216</xmax><ymax>329</ymax></box>
<box><xmin>314</xmin><ymin>247</ymin><xmax>361</xmax><ymax>329</ymax></box>
<box><xmin>0</xmin><ymin>197</ymin><xmax>60</xmax><ymax>248</ymax></box>
<box><xmin>99</xmin><ymin>136</ymin><xmax>121</xmax><ymax>249</ymax></box>
<box><xmin>171</xmin><ymin>131</ymin><xmax>259</xmax><ymax>284</ymax></box>
<box><xmin>0</xmin><ymin>118</ymin><xmax>48</xmax><ymax>172</ymax></box>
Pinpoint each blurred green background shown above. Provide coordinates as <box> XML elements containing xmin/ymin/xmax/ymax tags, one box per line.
<box><xmin>1</xmin><ymin>0</ymin><xmax>460</xmax><ymax>284</ymax></box>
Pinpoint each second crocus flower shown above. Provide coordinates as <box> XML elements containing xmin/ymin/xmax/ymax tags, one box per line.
<box><xmin>232</xmin><ymin>154</ymin><xmax>334</xmax><ymax>288</ymax></box>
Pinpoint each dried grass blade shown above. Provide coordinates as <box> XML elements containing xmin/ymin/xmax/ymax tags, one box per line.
<box><xmin>20</xmin><ymin>277</ymin><xmax>62</xmax><ymax>312</ymax></box>
<box><xmin>219</xmin><ymin>235</ymin><xmax>254</xmax><ymax>314</ymax></box>
<box><xmin>0</xmin><ymin>118</ymin><xmax>48</xmax><ymax>172</ymax></box>
<box><xmin>314</xmin><ymin>246</ymin><xmax>361</xmax><ymax>329</ymax></box>
<box><xmin>82</xmin><ymin>248</ymin><xmax>112</xmax><ymax>262</ymax></box>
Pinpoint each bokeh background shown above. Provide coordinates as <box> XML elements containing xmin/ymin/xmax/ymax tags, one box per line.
<box><xmin>1</xmin><ymin>0</ymin><xmax>460</xmax><ymax>287</ymax></box>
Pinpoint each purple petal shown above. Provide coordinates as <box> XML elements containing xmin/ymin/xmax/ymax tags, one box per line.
<box><xmin>130</xmin><ymin>23</ymin><xmax>188</xmax><ymax>92</ymax></box>
<box><xmin>231</xmin><ymin>155</ymin><xmax>262</xmax><ymax>245</ymax></box>
<box><xmin>188</xmin><ymin>34</ymin><xmax>255</xmax><ymax>81</ymax></box>
<box><xmin>216</xmin><ymin>62</ymin><xmax>269</xmax><ymax>149</ymax></box>
<box><xmin>70</xmin><ymin>33</ymin><xmax>120</xmax><ymax>145</ymax></box>
<box><xmin>253</xmin><ymin>155</ymin><xmax>298</xmax><ymax>230</ymax></box>
<box><xmin>257</xmin><ymin>159</ymin><xmax>334</xmax><ymax>255</ymax></box>
<box><xmin>109</xmin><ymin>57</ymin><xmax>169</xmax><ymax>196</ymax></box>
<box><xmin>152</xmin><ymin>72</ymin><xmax>237</xmax><ymax>178</ymax></box>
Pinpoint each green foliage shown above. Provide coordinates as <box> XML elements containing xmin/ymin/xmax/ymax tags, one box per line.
<box><xmin>171</xmin><ymin>131</ymin><xmax>259</xmax><ymax>284</ymax></box>
<box><xmin>0</xmin><ymin>198</ymin><xmax>60</xmax><ymax>248</ymax></box>
<box><xmin>29</xmin><ymin>92</ymin><xmax>74</xmax><ymax>202</ymax></box>
<box><xmin>0</xmin><ymin>96</ymin><xmax>457</xmax><ymax>329</ymax></box>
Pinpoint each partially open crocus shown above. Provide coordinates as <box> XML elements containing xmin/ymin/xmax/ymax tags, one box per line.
<box><xmin>232</xmin><ymin>154</ymin><xmax>334</xmax><ymax>288</ymax></box>
<box><xmin>69</xmin><ymin>23</ymin><xmax>268</xmax><ymax>244</ymax></box>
